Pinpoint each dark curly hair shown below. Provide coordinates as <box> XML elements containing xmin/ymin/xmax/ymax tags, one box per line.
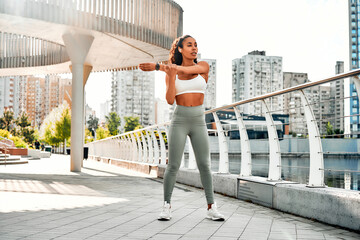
<box><xmin>169</xmin><ymin>35</ymin><xmax>198</xmax><ymax>66</ymax></box>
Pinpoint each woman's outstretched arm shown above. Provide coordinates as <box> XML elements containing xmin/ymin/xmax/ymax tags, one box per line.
<box><xmin>138</xmin><ymin>61</ymin><xmax>209</xmax><ymax>75</ymax></box>
<box><xmin>176</xmin><ymin>61</ymin><xmax>209</xmax><ymax>75</ymax></box>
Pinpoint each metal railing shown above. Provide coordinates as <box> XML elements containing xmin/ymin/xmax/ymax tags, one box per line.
<box><xmin>87</xmin><ymin>68</ymin><xmax>360</xmax><ymax>188</ymax></box>
<box><xmin>0</xmin><ymin>31</ymin><xmax>69</xmax><ymax>69</ymax></box>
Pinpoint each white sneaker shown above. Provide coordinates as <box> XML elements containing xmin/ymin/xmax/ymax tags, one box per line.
<box><xmin>207</xmin><ymin>203</ymin><xmax>225</xmax><ymax>221</ymax></box>
<box><xmin>158</xmin><ymin>201</ymin><xmax>171</xmax><ymax>220</ymax></box>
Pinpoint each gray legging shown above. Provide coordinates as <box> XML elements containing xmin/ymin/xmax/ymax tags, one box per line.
<box><xmin>164</xmin><ymin>104</ymin><xmax>214</xmax><ymax>204</ymax></box>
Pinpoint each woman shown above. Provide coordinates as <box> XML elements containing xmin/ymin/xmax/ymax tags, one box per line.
<box><xmin>139</xmin><ymin>35</ymin><xmax>224</xmax><ymax>221</ymax></box>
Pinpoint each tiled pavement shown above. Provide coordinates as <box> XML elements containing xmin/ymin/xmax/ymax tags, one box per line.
<box><xmin>0</xmin><ymin>154</ymin><xmax>359</xmax><ymax>240</ymax></box>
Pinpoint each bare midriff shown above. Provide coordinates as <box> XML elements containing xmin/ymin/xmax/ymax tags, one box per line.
<box><xmin>175</xmin><ymin>73</ymin><xmax>207</xmax><ymax>107</ymax></box>
<box><xmin>175</xmin><ymin>93</ymin><xmax>204</xmax><ymax>107</ymax></box>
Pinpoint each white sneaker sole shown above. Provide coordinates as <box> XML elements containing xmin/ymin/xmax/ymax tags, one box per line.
<box><xmin>206</xmin><ymin>216</ymin><xmax>225</xmax><ymax>221</ymax></box>
<box><xmin>158</xmin><ymin>216</ymin><xmax>171</xmax><ymax>221</ymax></box>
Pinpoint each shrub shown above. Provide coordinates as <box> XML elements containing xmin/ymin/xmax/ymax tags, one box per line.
<box><xmin>9</xmin><ymin>136</ymin><xmax>28</xmax><ymax>148</ymax></box>
<box><xmin>0</xmin><ymin>129</ymin><xmax>10</xmax><ymax>138</ymax></box>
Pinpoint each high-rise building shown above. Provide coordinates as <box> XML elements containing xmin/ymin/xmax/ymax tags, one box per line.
<box><xmin>25</xmin><ymin>76</ymin><xmax>45</xmax><ymax>126</ymax></box>
<box><xmin>1</xmin><ymin>75</ymin><xmax>71</xmax><ymax>127</ymax></box>
<box><xmin>198</xmin><ymin>57</ymin><xmax>217</xmax><ymax>110</ymax></box>
<box><xmin>0</xmin><ymin>77</ymin><xmax>15</xmax><ymax>116</ymax></box>
<box><xmin>283</xmin><ymin>72</ymin><xmax>309</xmax><ymax>135</ymax></box>
<box><xmin>85</xmin><ymin>104</ymin><xmax>96</xmax><ymax>124</ymax></box>
<box><xmin>99</xmin><ymin>100</ymin><xmax>111</xmax><ymax>124</ymax></box>
<box><xmin>154</xmin><ymin>98</ymin><xmax>170</xmax><ymax>124</ymax></box>
<box><xmin>232</xmin><ymin>51</ymin><xmax>283</xmax><ymax>115</ymax></box>
<box><xmin>330</xmin><ymin>61</ymin><xmax>345</xmax><ymax>132</ymax></box>
<box><xmin>305</xmin><ymin>85</ymin><xmax>332</xmax><ymax>135</ymax></box>
<box><xmin>349</xmin><ymin>0</ymin><xmax>360</xmax><ymax>136</ymax></box>
<box><xmin>111</xmin><ymin>69</ymin><xmax>155</xmax><ymax>131</ymax></box>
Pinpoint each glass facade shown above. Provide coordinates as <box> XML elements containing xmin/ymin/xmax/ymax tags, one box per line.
<box><xmin>349</xmin><ymin>0</ymin><xmax>360</xmax><ymax>135</ymax></box>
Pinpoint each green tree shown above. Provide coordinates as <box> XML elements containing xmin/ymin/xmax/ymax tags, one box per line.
<box><xmin>9</xmin><ymin>136</ymin><xmax>28</xmax><ymax>148</ymax></box>
<box><xmin>15</xmin><ymin>112</ymin><xmax>35</xmax><ymax>145</ymax></box>
<box><xmin>96</xmin><ymin>126</ymin><xmax>111</xmax><ymax>140</ymax></box>
<box><xmin>0</xmin><ymin>110</ymin><xmax>14</xmax><ymax>131</ymax></box>
<box><xmin>54</xmin><ymin>107</ymin><xmax>71</xmax><ymax>153</ymax></box>
<box><xmin>39</xmin><ymin>101</ymin><xmax>70</xmax><ymax>146</ymax></box>
<box><xmin>124</xmin><ymin>116</ymin><xmax>142</xmax><ymax>132</ymax></box>
<box><xmin>105</xmin><ymin>112</ymin><xmax>121</xmax><ymax>135</ymax></box>
<box><xmin>326</xmin><ymin>122</ymin><xmax>334</xmax><ymax>138</ymax></box>
<box><xmin>0</xmin><ymin>129</ymin><xmax>10</xmax><ymax>138</ymax></box>
<box><xmin>21</xmin><ymin>127</ymin><xmax>36</xmax><ymax>145</ymax></box>
<box><xmin>0</xmin><ymin>129</ymin><xmax>28</xmax><ymax>148</ymax></box>
<box><xmin>85</xmin><ymin>128</ymin><xmax>94</xmax><ymax>143</ymax></box>
<box><xmin>334</xmin><ymin>129</ymin><xmax>344</xmax><ymax>138</ymax></box>
<box><xmin>16</xmin><ymin>112</ymin><xmax>31</xmax><ymax>129</ymax></box>
<box><xmin>43</xmin><ymin>124</ymin><xmax>59</xmax><ymax>146</ymax></box>
<box><xmin>87</xmin><ymin>114</ymin><xmax>99</xmax><ymax>137</ymax></box>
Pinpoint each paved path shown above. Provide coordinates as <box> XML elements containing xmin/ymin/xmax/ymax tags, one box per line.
<box><xmin>0</xmin><ymin>154</ymin><xmax>359</xmax><ymax>240</ymax></box>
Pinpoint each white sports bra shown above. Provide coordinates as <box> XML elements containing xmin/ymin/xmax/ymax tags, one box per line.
<box><xmin>175</xmin><ymin>74</ymin><xmax>207</xmax><ymax>96</ymax></box>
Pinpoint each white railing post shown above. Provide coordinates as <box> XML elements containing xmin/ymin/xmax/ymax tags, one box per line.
<box><xmin>150</xmin><ymin>129</ymin><xmax>160</xmax><ymax>164</ymax></box>
<box><xmin>124</xmin><ymin>135</ymin><xmax>130</xmax><ymax>161</ymax></box>
<box><xmin>187</xmin><ymin>136</ymin><xmax>197</xmax><ymax>169</ymax></box>
<box><xmin>140</xmin><ymin>131</ymin><xmax>148</xmax><ymax>162</ymax></box>
<box><xmin>262</xmin><ymin>100</ymin><xmax>282</xmax><ymax>181</ymax></box>
<box><xmin>212</xmin><ymin>111</ymin><xmax>229</xmax><ymax>173</ymax></box>
<box><xmin>146</xmin><ymin>130</ymin><xmax>153</xmax><ymax>163</ymax></box>
<box><xmin>158</xmin><ymin>127</ymin><xmax>167</xmax><ymax>165</ymax></box>
<box><xmin>120</xmin><ymin>136</ymin><xmax>125</xmax><ymax>159</ymax></box>
<box><xmin>130</xmin><ymin>133</ymin><xmax>137</xmax><ymax>162</ymax></box>
<box><xmin>164</xmin><ymin>126</ymin><xmax>170</xmax><ymax>164</ymax></box>
<box><xmin>180</xmin><ymin>154</ymin><xmax>185</xmax><ymax>168</ymax></box>
<box><xmin>135</xmin><ymin>132</ymin><xmax>143</xmax><ymax>162</ymax></box>
<box><xmin>233</xmin><ymin>106</ymin><xmax>252</xmax><ymax>177</ymax></box>
<box><xmin>299</xmin><ymin>90</ymin><xmax>325</xmax><ymax>187</ymax></box>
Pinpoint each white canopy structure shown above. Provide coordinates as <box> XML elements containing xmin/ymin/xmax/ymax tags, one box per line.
<box><xmin>0</xmin><ymin>0</ymin><xmax>183</xmax><ymax>171</ymax></box>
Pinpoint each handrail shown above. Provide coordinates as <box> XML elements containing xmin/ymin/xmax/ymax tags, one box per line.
<box><xmin>205</xmin><ymin>68</ymin><xmax>360</xmax><ymax>114</ymax></box>
<box><xmin>96</xmin><ymin>68</ymin><xmax>360</xmax><ymax>140</ymax></box>
<box><xmin>87</xmin><ymin>68</ymin><xmax>360</xmax><ymax>189</ymax></box>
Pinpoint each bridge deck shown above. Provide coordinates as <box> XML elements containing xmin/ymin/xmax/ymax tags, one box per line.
<box><xmin>0</xmin><ymin>155</ymin><xmax>358</xmax><ymax>240</ymax></box>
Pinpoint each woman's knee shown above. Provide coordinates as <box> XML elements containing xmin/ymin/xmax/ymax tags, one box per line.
<box><xmin>197</xmin><ymin>160</ymin><xmax>211</xmax><ymax>173</ymax></box>
<box><xmin>167</xmin><ymin>161</ymin><xmax>181</xmax><ymax>173</ymax></box>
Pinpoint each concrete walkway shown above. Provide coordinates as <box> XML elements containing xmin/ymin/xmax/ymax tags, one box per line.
<box><xmin>0</xmin><ymin>155</ymin><xmax>359</xmax><ymax>240</ymax></box>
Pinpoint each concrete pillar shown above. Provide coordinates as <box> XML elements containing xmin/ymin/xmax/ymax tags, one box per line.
<box><xmin>62</xmin><ymin>32</ymin><xmax>94</xmax><ymax>172</ymax></box>
<box><xmin>82</xmin><ymin>64</ymin><xmax>92</xmax><ymax>167</ymax></box>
